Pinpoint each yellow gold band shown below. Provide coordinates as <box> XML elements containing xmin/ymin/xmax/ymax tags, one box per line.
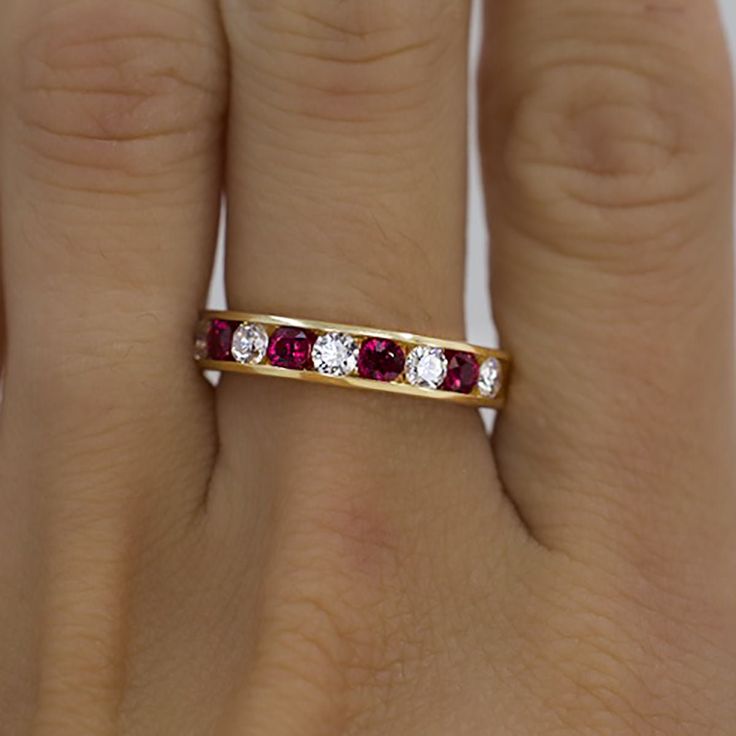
<box><xmin>195</xmin><ymin>311</ymin><xmax>510</xmax><ymax>409</ymax></box>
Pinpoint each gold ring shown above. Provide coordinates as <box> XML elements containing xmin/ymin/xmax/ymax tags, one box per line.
<box><xmin>195</xmin><ymin>311</ymin><xmax>510</xmax><ymax>409</ymax></box>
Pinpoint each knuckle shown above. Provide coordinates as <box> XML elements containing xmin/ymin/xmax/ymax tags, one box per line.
<box><xmin>492</xmin><ymin>47</ymin><xmax>732</xmax><ymax>257</ymax></box>
<box><xmin>545</xmin><ymin>559</ymin><xmax>736</xmax><ymax>734</ymax></box>
<box><xmin>225</xmin><ymin>0</ymin><xmax>464</xmax><ymax>124</ymax></box>
<box><xmin>236</xmin><ymin>480</ymin><xmax>438</xmax><ymax>730</ymax></box>
<box><xmin>247</xmin><ymin>579</ymin><xmax>425</xmax><ymax>735</ymax></box>
<box><xmin>9</xmin><ymin>2</ymin><xmax>225</xmax><ymax>182</ymax></box>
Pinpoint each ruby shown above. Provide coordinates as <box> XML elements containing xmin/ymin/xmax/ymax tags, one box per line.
<box><xmin>267</xmin><ymin>327</ymin><xmax>314</xmax><ymax>370</ymax></box>
<box><xmin>358</xmin><ymin>338</ymin><xmax>405</xmax><ymax>382</ymax></box>
<box><xmin>442</xmin><ymin>351</ymin><xmax>479</xmax><ymax>394</ymax></box>
<box><xmin>207</xmin><ymin>319</ymin><xmax>235</xmax><ymax>361</ymax></box>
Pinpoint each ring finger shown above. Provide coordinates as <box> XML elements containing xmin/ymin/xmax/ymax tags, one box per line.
<box><xmin>210</xmin><ymin>0</ymin><xmax>524</xmax><ymax>730</ymax></box>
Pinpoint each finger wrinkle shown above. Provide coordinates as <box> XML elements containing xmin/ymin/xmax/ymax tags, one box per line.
<box><xmin>6</xmin><ymin>0</ymin><xmax>225</xmax><ymax>181</ymax></box>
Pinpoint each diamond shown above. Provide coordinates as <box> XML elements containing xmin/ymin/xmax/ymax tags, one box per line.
<box><xmin>405</xmin><ymin>346</ymin><xmax>447</xmax><ymax>389</ymax></box>
<box><xmin>357</xmin><ymin>338</ymin><xmax>405</xmax><ymax>382</ymax></box>
<box><xmin>207</xmin><ymin>319</ymin><xmax>234</xmax><ymax>361</ymax></box>
<box><xmin>194</xmin><ymin>319</ymin><xmax>210</xmax><ymax>360</ymax></box>
<box><xmin>478</xmin><ymin>357</ymin><xmax>502</xmax><ymax>398</ymax></box>
<box><xmin>442</xmin><ymin>351</ymin><xmax>479</xmax><ymax>394</ymax></box>
<box><xmin>267</xmin><ymin>327</ymin><xmax>314</xmax><ymax>370</ymax></box>
<box><xmin>312</xmin><ymin>332</ymin><xmax>359</xmax><ymax>377</ymax></box>
<box><xmin>231</xmin><ymin>322</ymin><xmax>269</xmax><ymax>365</ymax></box>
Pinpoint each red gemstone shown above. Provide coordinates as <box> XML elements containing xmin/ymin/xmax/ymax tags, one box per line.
<box><xmin>267</xmin><ymin>327</ymin><xmax>314</xmax><ymax>370</ymax></box>
<box><xmin>207</xmin><ymin>319</ymin><xmax>235</xmax><ymax>361</ymax></box>
<box><xmin>442</xmin><ymin>351</ymin><xmax>479</xmax><ymax>394</ymax></box>
<box><xmin>358</xmin><ymin>338</ymin><xmax>405</xmax><ymax>382</ymax></box>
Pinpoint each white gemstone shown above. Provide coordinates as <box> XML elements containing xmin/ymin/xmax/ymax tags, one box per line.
<box><xmin>478</xmin><ymin>357</ymin><xmax>502</xmax><ymax>398</ymax></box>
<box><xmin>231</xmin><ymin>322</ymin><xmax>269</xmax><ymax>365</ymax></box>
<box><xmin>193</xmin><ymin>319</ymin><xmax>210</xmax><ymax>361</ymax></box>
<box><xmin>312</xmin><ymin>332</ymin><xmax>359</xmax><ymax>377</ymax></box>
<box><xmin>406</xmin><ymin>346</ymin><xmax>447</xmax><ymax>389</ymax></box>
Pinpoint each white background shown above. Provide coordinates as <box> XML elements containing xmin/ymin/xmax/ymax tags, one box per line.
<box><xmin>211</xmin><ymin>1</ymin><xmax>736</xmax><ymax>346</ymax></box>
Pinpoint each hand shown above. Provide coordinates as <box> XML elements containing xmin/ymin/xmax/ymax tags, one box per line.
<box><xmin>1</xmin><ymin>1</ymin><xmax>734</xmax><ymax>734</ymax></box>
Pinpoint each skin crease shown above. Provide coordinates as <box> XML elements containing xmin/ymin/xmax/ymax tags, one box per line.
<box><xmin>0</xmin><ymin>0</ymin><xmax>734</xmax><ymax>734</ymax></box>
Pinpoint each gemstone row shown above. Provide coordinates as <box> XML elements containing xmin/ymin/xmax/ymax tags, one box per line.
<box><xmin>196</xmin><ymin>319</ymin><xmax>502</xmax><ymax>399</ymax></box>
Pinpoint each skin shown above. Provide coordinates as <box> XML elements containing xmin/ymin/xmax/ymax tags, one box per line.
<box><xmin>0</xmin><ymin>0</ymin><xmax>734</xmax><ymax>733</ymax></box>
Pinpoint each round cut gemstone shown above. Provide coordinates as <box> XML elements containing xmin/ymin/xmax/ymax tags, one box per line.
<box><xmin>207</xmin><ymin>319</ymin><xmax>235</xmax><ymax>361</ymax></box>
<box><xmin>478</xmin><ymin>357</ymin><xmax>502</xmax><ymax>398</ymax></box>
<box><xmin>405</xmin><ymin>346</ymin><xmax>447</xmax><ymax>389</ymax></box>
<box><xmin>231</xmin><ymin>322</ymin><xmax>269</xmax><ymax>365</ymax></box>
<box><xmin>267</xmin><ymin>327</ymin><xmax>314</xmax><ymax>370</ymax></box>
<box><xmin>442</xmin><ymin>351</ymin><xmax>479</xmax><ymax>394</ymax></box>
<box><xmin>357</xmin><ymin>338</ymin><xmax>405</xmax><ymax>382</ymax></box>
<box><xmin>193</xmin><ymin>318</ymin><xmax>210</xmax><ymax>360</ymax></box>
<box><xmin>312</xmin><ymin>332</ymin><xmax>359</xmax><ymax>377</ymax></box>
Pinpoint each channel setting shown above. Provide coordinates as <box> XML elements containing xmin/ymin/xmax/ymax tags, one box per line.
<box><xmin>195</xmin><ymin>311</ymin><xmax>509</xmax><ymax>408</ymax></box>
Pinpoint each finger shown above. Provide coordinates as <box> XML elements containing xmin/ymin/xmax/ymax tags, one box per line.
<box><xmin>211</xmin><ymin>1</ymin><xmax>527</xmax><ymax>728</ymax></box>
<box><xmin>221</xmin><ymin>0</ymin><xmax>470</xmax><ymax>332</ymax></box>
<box><xmin>480</xmin><ymin>1</ymin><xmax>735</xmax><ymax>554</ymax></box>
<box><xmin>0</xmin><ymin>245</ymin><xmax>4</xmax><ymax>375</ymax></box>
<box><xmin>215</xmin><ymin>0</ymin><xmax>505</xmax><ymax>525</ymax></box>
<box><xmin>0</xmin><ymin>1</ymin><xmax>225</xmax><ymax>725</ymax></box>
<box><xmin>217</xmin><ymin>0</ymin><xmax>489</xmax><ymax>510</ymax></box>
<box><xmin>0</xmin><ymin>0</ymin><xmax>225</xmax><ymax>506</ymax></box>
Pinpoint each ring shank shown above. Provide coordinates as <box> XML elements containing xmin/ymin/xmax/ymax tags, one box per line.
<box><xmin>196</xmin><ymin>311</ymin><xmax>510</xmax><ymax>409</ymax></box>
